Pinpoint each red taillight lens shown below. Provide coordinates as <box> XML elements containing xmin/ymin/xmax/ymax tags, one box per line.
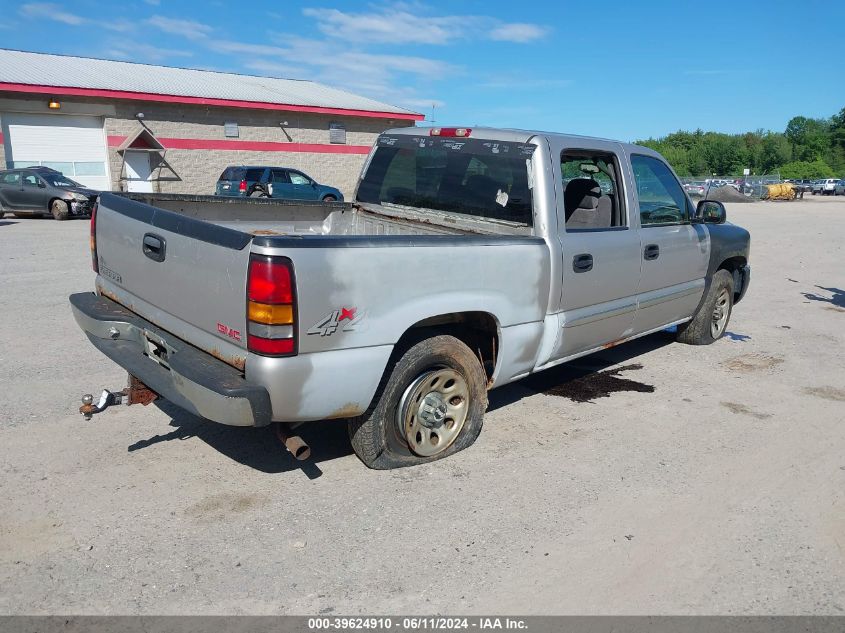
<box><xmin>247</xmin><ymin>255</ymin><xmax>296</xmax><ymax>357</ymax></box>
<box><xmin>90</xmin><ymin>199</ymin><xmax>99</xmax><ymax>273</ymax></box>
<box><xmin>248</xmin><ymin>259</ymin><xmax>292</xmax><ymax>304</ymax></box>
<box><xmin>247</xmin><ymin>335</ymin><xmax>294</xmax><ymax>355</ymax></box>
<box><xmin>239</xmin><ymin>179</ymin><xmax>247</xmax><ymax>193</ymax></box>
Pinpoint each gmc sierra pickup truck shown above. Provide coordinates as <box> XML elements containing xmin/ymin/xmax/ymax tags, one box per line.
<box><xmin>70</xmin><ymin>126</ymin><xmax>750</xmax><ymax>469</ymax></box>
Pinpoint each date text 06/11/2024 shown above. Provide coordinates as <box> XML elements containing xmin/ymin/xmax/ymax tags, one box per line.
<box><xmin>307</xmin><ymin>617</ymin><xmax>528</xmax><ymax>630</ymax></box>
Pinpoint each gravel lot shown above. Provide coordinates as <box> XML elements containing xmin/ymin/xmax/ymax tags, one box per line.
<box><xmin>1</xmin><ymin>196</ymin><xmax>843</xmax><ymax>615</ymax></box>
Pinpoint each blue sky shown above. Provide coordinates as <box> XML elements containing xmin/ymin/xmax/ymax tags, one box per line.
<box><xmin>3</xmin><ymin>0</ymin><xmax>844</xmax><ymax>141</ymax></box>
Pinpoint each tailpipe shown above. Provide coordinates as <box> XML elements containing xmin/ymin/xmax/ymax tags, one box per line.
<box><xmin>275</xmin><ymin>422</ymin><xmax>311</xmax><ymax>461</ymax></box>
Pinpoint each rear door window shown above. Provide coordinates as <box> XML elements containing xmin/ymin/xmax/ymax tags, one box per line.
<box><xmin>0</xmin><ymin>172</ymin><xmax>21</xmax><ymax>185</ymax></box>
<box><xmin>245</xmin><ymin>168</ymin><xmax>266</xmax><ymax>182</ymax></box>
<box><xmin>270</xmin><ymin>169</ymin><xmax>290</xmax><ymax>183</ymax></box>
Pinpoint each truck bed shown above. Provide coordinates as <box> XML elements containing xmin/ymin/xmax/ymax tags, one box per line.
<box><xmin>117</xmin><ymin>193</ymin><xmax>531</xmax><ymax>239</ymax></box>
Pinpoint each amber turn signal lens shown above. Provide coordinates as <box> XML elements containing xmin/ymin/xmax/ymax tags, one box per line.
<box><xmin>248</xmin><ymin>302</ymin><xmax>293</xmax><ymax>325</ymax></box>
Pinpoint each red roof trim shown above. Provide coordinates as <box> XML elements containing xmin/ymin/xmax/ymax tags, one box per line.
<box><xmin>108</xmin><ymin>135</ymin><xmax>372</xmax><ymax>154</ymax></box>
<box><xmin>0</xmin><ymin>82</ymin><xmax>424</xmax><ymax>121</ymax></box>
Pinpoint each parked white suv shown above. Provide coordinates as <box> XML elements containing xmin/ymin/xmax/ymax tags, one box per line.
<box><xmin>812</xmin><ymin>179</ymin><xmax>839</xmax><ymax>195</ymax></box>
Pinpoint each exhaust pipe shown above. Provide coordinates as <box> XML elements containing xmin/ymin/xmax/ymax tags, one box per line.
<box><xmin>275</xmin><ymin>422</ymin><xmax>311</xmax><ymax>461</ymax></box>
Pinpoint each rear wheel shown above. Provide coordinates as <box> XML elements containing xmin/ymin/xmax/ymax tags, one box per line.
<box><xmin>51</xmin><ymin>199</ymin><xmax>70</xmax><ymax>220</ymax></box>
<box><xmin>348</xmin><ymin>334</ymin><xmax>487</xmax><ymax>469</ymax></box>
<box><xmin>676</xmin><ymin>269</ymin><xmax>734</xmax><ymax>345</ymax></box>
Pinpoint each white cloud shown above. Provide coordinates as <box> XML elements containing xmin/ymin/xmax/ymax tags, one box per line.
<box><xmin>302</xmin><ymin>5</ymin><xmax>549</xmax><ymax>45</ymax></box>
<box><xmin>489</xmin><ymin>23</ymin><xmax>549</xmax><ymax>43</ymax></box>
<box><xmin>146</xmin><ymin>15</ymin><xmax>214</xmax><ymax>40</ymax></box>
<box><xmin>105</xmin><ymin>41</ymin><xmax>194</xmax><ymax>63</ymax></box>
<box><xmin>477</xmin><ymin>77</ymin><xmax>574</xmax><ymax>90</ymax></box>
<box><xmin>19</xmin><ymin>3</ymin><xmax>87</xmax><ymax>25</ymax></box>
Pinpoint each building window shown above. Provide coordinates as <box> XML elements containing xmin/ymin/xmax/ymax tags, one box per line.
<box><xmin>329</xmin><ymin>122</ymin><xmax>346</xmax><ymax>144</ymax></box>
<box><xmin>224</xmin><ymin>122</ymin><xmax>239</xmax><ymax>138</ymax></box>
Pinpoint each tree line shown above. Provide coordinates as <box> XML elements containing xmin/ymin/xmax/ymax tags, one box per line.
<box><xmin>635</xmin><ymin>107</ymin><xmax>845</xmax><ymax>179</ymax></box>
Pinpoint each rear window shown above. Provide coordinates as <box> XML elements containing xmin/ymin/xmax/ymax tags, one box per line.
<box><xmin>218</xmin><ymin>167</ymin><xmax>243</xmax><ymax>181</ymax></box>
<box><xmin>357</xmin><ymin>135</ymin><xmax>536</xmax><ymax>225</ymax></box>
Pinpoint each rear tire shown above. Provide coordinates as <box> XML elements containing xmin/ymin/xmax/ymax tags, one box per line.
<box><xmin>676</xmin><ymin>269</ymin><xmax>734</xmax><ymax>345</ymax></box>
<box><xmin>51</xmin><ymin>199</ymin><xmax>70</xmax><ymax>220</ymax></box>
<box><xmin>348</xmin><ymin>334</ymin><xmax>487</xmax><ymax>469</ymax></box>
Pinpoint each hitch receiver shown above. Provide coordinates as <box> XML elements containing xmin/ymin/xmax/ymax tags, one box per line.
<box><xmin>79</xmin><ymin>374</ymin><xmax>158</xmax><ymax>420</ymax></box>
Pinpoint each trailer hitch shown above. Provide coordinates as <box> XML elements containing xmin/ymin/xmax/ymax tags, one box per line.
<box><xmin>79</xmin><ymin>375</ymin><xmax>158</xmax><ymax>420</ymax></box>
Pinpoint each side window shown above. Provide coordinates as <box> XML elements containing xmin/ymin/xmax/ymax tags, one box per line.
<box><xmin>561</xmin><ymin>151</ymin><xmax>626</xmax><ymax>230</ymax></box>
<box><xmin>631</xmin><ymin>155</ymin><xmax>690</xmax><ymax>226</ymax></box>
<box><xmin>1</xmin><ymin>172</ymin><xmax>21</xmax><ymax>185</ymax></box>
<box><xmin>289</xmin><ymin>172</ymin><xmax>311</xmax><ymax>185</ymax></box>
<box><xmin>244</xmin><ymin>168</ymin><xmax>265</xmax><ymax>182</ymax></box>
<box><xmin>270</xmin><ymin>169</ymin><xmax>289</xmax><ymax>184</ymax></box>
<box><xmin>22</xmin><ymin>174</ymin><xmax>40</xmax><ymax>187</ymax></box>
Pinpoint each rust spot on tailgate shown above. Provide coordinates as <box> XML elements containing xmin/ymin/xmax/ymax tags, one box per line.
<box><xmin>251</xmin><ymin>229</ymin><xmax>283</xmax><ymax>235</ymax></box>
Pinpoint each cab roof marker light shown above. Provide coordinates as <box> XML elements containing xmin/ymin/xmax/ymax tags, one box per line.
<box><xmin>429</xmin><ymin>127</ymin><xmax>471</xmax><ymax>138</ymax></box>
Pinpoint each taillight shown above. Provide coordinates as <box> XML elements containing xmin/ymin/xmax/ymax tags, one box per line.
<box><xmin>90</xmin><ymin>199</ymin><xmax>99</xmax><ymax>273</ymax></box>
<box><xmin>239</xmin><ymin>179</ymin><xmax>247</xmax><ymax>194</ymax></box>
<box><xmin>247</xmin><ymin>254</ymin><xmax>296</xmax><ymax>357</ymax></box>
<box><xmin>429</xmin><ymin>127</ymin><xmax>471</xmax><ymax>137</ymax></box>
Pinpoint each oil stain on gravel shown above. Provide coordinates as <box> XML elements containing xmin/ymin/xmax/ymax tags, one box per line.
<box><xmin>802</xmin><ymin>386</ymin><xmax>845</xmax><ymax>402</ymax></box>
<box><xmin>185</xmin><ymin>492</ymin><xmax>268</xmax><ymax>521</ymax></box>
<box><xmin>720</xmin><ymin>402</ymin><xmax>772</xmax><ymax>420</ymax></box>
<box><xmin>722</xmin><ymin>353</ymin><xmax>784</xmax><ymax>373</ymax></box>
<box><xmin>543</xmin><ymin>363</ymin><xmax>654</xmax><ymax>403</ymax></box>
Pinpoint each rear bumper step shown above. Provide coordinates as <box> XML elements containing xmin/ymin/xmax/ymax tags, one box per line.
<box><xmin>69</xmin><ymin>292</ymin><xmax>272</xmax><ymax>427</ymax></box>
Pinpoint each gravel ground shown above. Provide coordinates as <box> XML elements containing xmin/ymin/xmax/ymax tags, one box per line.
<box><xmin>0</xmin><ymin>196</ymin><xmax>843</xmax><ymax>615</ymax></box>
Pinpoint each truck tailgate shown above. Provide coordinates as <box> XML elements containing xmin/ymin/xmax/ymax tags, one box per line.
<box><xmin>94</xmin><ymin>193</ymin><xmax>252</xmax><ymax>368</ymax></box>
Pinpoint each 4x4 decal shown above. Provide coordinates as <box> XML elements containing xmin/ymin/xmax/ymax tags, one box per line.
<box><xmin>307</xmin><ymin>307</ymin><xmax>365</xmax><ymax>336</ymax></box>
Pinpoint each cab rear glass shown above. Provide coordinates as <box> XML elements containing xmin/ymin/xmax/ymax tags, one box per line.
<box><xmin>357</xmin><ymin>135</ymin><xmax>536</xmax><ymax>226</ymax></box>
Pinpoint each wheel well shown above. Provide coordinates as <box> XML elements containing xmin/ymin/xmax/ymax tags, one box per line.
<box><xmin>397</xmin><ymin>312</ymin><xmax>499</xmax><ymax>386</ymax></box>
<box><xmin>718</xmin><ymin>256</ymin><xmax>747</xmax><ymax>301</ymax></box>
<box><xmin>48</xmin><ymin>197</ymin><xmax>65</xmax><ymax>211</ymax></box>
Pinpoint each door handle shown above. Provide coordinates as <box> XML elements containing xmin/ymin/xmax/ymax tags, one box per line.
<box><xmin>142</xmin><ymin>233</ymin><xmax>166</xmax><ymax>262</ymax></box>
<box><xmin>644</xmin><ymin>244</ymin><xmax>660</xmax><ymax>261</ymax></box>
<box><xmin>573</xmin><ymin>253</ymin><xmax>593</xmax><ymax>273</ymax></box>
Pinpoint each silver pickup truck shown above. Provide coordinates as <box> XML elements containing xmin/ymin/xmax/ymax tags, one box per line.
<box><xmin>70</xmin><ymin>126</ymin><xmax>750</xmax><ymax>469</ymax></box>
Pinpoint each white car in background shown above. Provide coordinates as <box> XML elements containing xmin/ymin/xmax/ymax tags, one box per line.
<box><xmin>812</xmin><ymin>179</ymin><xmax>839</xmax><ymax>195</ymax></box>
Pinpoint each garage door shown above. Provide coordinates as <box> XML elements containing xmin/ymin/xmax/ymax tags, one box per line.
<box><xmin>1</xmin><ymin>113</ymin><xmax>110</xmax><ymax>190</ymax></box>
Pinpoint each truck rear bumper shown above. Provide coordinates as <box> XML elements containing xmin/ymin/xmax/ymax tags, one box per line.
<box><xmin>69</xmin><ymin>292</ymin><xmax>272</xmax><ymax>427</ymax></box>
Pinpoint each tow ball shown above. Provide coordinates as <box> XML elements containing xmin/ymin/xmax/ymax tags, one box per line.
<box><xmin>79</xmin><ymin>374</ymin><xmax>158</xmax><ymax>420</ymax></box>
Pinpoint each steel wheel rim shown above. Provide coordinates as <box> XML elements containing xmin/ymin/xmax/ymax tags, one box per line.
<box><xmin>711</xmin><ymin>288</ymin><xmax>730</xmax><ymax>338</ymax></box>
<box><xmin>397</xmin><ymin>367</ymin><xmax>469</xmax><ymax>457</ymax></box>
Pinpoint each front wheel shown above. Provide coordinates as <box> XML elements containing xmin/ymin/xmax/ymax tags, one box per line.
<box><xmin>348</xmin><ymin>334</ymin><xmax>487</xmax><ymax>469</ymax></box>
<box><xmin>676</xmin><ymin>269</ymin><xmax>735</xmax><ymax>345</ymax></box>
<box><xmin>322</xmin><ymin>195</ymin><xmax>337</xmax><ymax>202</ymax></box>
<box><xmin>51</xmin><ymin>199</ymin><xmax>70</xmax><ymax>220</ymax></box>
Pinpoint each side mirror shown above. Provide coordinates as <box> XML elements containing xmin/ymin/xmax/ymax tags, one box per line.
<box><xmin>38</xmin><ymin>181</ymin><xmax>46</xmax><ymax>188</ymax></box>
<box><xmin>696</xmin><ymin>199</ymin><xmax>726</xmax><ymax>224</ymax></box>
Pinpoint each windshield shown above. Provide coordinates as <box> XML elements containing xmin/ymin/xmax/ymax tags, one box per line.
<box><xmin>43</xmin><ymin>173</ymin><xmax>83</xmax><ymax>188</ymax></box>
<box><xmin>357</xmin><ymin>135</ymin><xmax>536</xmax><ymax>225</ymax></box>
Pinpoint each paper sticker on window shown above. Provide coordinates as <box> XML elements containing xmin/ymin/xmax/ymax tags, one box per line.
<box><xmin>496</xmin><ymin>189</ymin><xmax>509</xmax><ymax>207</ymax></box>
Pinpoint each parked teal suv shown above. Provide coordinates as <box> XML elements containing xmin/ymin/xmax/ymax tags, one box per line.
<box><xmin>215</xmin><ymin>166</ymin><xmax>343</xmax><ymax>201</ymax></box>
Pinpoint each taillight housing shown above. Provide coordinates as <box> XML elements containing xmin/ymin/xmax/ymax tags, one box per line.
<box><xmin>246</xmin><ymin>254</ymin><xmax>296</xmax><ymax>357</ymax></box>
<box><xmin>429</xmin><ymin>127</ymin><xmax>471</xmax><ymax>137</ymax></box>
<box><xmin>239</xmin><ymin>179</ymin><xmax>247</xmax><ymax>194</ymax></box>
<box><xmin>90</xmin><ymin>198</ymin><xmax>99</xmax><ymax>273</ymax></box>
